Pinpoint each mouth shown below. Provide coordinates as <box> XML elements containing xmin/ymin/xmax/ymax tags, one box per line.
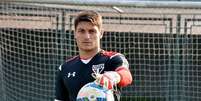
<box><xmin>82</xmin><ymin>41</ymin><xmax>91</xmax><ymax>43</ymax></box>
<box><xmin>82</xmin><ymin>42</ymin><xmax>92</xmax><ymax>45</ymax></box>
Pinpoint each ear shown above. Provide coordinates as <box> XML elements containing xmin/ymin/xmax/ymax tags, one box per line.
<box><xmin>100</xmin><ymin>29</ymin><xmax>104</xmax><ymax>39</ymax></box>
<box><xmin>74</xmin><ymin>30</ymin><xmax>77</xmax><ymax>39</ymax></box>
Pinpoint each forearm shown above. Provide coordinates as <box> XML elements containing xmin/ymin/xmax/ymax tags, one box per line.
<box><xmin>95</xmin><ymin>67</ymin><xmax>133</xmax><ymax>89</ymax></box>
<box><xmin>115</xmin><ymin>67</ymin><xmax>133</xmax><ymax>87</ymax></box>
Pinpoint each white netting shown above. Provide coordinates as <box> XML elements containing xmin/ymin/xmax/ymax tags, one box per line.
<box><xmin>0</xmin><ymin>1</ymin><xmax>201</xmax><ymax>101</ymax></box>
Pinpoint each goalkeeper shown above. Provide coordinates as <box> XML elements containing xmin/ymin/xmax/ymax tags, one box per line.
<box><xmin>55</xmin><ymin>10</ymin><xmax>133</xmax><ymax>101</ymax></box>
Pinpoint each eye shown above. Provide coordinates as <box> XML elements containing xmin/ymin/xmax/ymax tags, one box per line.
<box><xmin>77</xmin><ymin>29</ymin><xmax>85</xmax><ymax>33</ymax></box>
<box><xmin>89</xmin><ymin>29</ymin><xmax>96</xmax><ymax>34</ymax></box>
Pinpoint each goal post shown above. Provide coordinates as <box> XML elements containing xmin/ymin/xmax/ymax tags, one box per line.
<box><xmin>2</xmin><ymin>0</ymin><xmax>201</xmax><ymax>8</ymax></box>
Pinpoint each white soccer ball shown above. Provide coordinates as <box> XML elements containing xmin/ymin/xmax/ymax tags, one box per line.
<box><xmin>76</xmin><ymin>82</ymin><xmax>114</xmax><ymax>101</ymax></box>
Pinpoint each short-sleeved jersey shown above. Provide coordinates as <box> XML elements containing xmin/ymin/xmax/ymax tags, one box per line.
<box><xmin>55</xmin><ymin>50</ymin><xmax>129</xmax><ymax>101</ymax></box>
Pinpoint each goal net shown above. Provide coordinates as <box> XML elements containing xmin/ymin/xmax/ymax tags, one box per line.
<box><xmin>0</xmin><ymin>1</ymin><xmax>201</xmax><ymax>101</ymax></box>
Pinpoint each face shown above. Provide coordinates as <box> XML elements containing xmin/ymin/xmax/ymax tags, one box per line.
<box><xmin>75</xmin><ymin>21</ymin><xmax>103</xmax><ymax>52</ymax></box>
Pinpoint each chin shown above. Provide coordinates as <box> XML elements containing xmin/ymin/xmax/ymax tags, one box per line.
<box><xmin>82</xmin><ymin>49</ymin><xmax>93</xmax><ymax>52</ymax></box>
<box><xmin>80</xmin><ymin>47</ymin><xmax>94</xmax><ymax>52</ymax></box>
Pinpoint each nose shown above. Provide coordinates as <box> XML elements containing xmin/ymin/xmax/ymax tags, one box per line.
<box><xmin>84</xmin><ymin>32</ymin><xmax>90</xmax><ymax>39</ymax></box>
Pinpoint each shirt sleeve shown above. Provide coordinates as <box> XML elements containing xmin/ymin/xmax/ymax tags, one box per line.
<box><xmin>55</xmin><ymin>65</ymin><xmax>70</xmax><ymax>101</ymax></box>
<box><xmin>108</xmin><ymin>53</ymin><xmax>129</xmax><ymax>70</ymax></box>
<box><xmin>108</xmin><ymin>53</ymin><xmax>133</xmax><ymax>87</ymax></box>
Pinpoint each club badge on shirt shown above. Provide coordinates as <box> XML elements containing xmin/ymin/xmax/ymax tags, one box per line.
<box><xmin>92</xmin><ymin>64</ymin><xmax>104</xmax><ymax>74</ymax></box>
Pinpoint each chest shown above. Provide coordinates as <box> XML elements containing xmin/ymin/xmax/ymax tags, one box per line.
<box><xmin>63</xmin><ymin>63</ymin><xmax>94</xmax><ymax>87</ymax></box>
<box><xmin>61</xmin><ymin>59</ymin><xmax>111</xmax><ymax>93</ymax></box>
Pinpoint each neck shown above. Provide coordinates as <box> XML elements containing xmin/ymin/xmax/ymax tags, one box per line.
<box><xmin>79</xmin><ymin>48</ymin><xmax>101</xmax><ymax>60</ymax></box>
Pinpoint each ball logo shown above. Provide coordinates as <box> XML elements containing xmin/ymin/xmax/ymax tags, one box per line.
<box><xmin>76</xmin><ymin>82</ymin><xmax>114</xmax><ymax>101</ymax></box>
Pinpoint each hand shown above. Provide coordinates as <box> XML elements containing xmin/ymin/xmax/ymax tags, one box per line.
<box><xmin>93</xmin><ymin>71</ymin><xmax>121</xmax><ymax>90</ymax></box>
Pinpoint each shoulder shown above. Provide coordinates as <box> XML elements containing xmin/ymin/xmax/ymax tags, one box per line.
<box><xmin>100</xmin><ymin>50</ymin><xmax>124</xmax><ymax>59</ymax></box>
<box><xmin>101</xmin><ymin>50</ymin><xmax>129</xmax><ymax>68</ymax></box>
<box><xmin>58</xmin><ymin>55</ymin><xmax>79</xmax><ymax>71</ymax></box>
<box><xmin>101</xmin><ymin>50</ymin><xmax>118</xmax><ymax>57</ymax></box>
<box><xmin>65</xmin><ymin>55</ymin><xmax>79</xmax><ymax>63</ymax></box>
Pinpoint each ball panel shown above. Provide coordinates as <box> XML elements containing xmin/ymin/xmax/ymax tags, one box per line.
<box><xmin>76</xmin><ymin>82</ymin><xmax>114</xmax><ymax>101</ymax></box>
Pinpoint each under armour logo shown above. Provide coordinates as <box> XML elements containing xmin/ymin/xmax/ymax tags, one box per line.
<box><xmin>67</xmin><ymin>72</ymin><xmax>76</xmax><ymax>78</ymax></box>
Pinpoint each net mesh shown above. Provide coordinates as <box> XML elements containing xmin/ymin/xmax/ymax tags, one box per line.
<box><xmin>0</xmin><ymin>1</ymin><xmax>201</xmax><ymax>101</ymax></box>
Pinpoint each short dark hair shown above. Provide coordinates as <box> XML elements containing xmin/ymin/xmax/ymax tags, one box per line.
<box><xmin>74</xmin><ymin>10</ymin><xmax>102</xmax><ymax>30</ymax></box>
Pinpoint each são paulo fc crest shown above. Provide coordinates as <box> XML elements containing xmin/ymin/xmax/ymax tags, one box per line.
<box><xmin>92</xmin><ymin>64</ymin><xmax>104</xmax><ymax>74</ymax></box>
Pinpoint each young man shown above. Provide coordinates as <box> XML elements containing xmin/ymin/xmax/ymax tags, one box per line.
<box><xmin>55</xmin><ymin>10</ymin><xmax>133</xmax><ymax>101</ymax></box>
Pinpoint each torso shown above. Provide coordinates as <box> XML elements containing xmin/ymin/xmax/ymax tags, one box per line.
<box><xmin>60</xmin><ymin>50</ymin><xmax>119</xmax><ymax>101</ymax></box>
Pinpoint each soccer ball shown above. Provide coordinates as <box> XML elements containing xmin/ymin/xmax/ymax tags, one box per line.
<box><xmin>76</xmin><ymin>82</ymin><xmax>114</xmax><ymax>101</ymax></box>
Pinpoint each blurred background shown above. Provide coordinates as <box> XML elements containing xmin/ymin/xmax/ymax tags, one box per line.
<box><xmin>0</xmin><ymin>0</ymin><xmax>201</xmax><ymax>101</ymax></box>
